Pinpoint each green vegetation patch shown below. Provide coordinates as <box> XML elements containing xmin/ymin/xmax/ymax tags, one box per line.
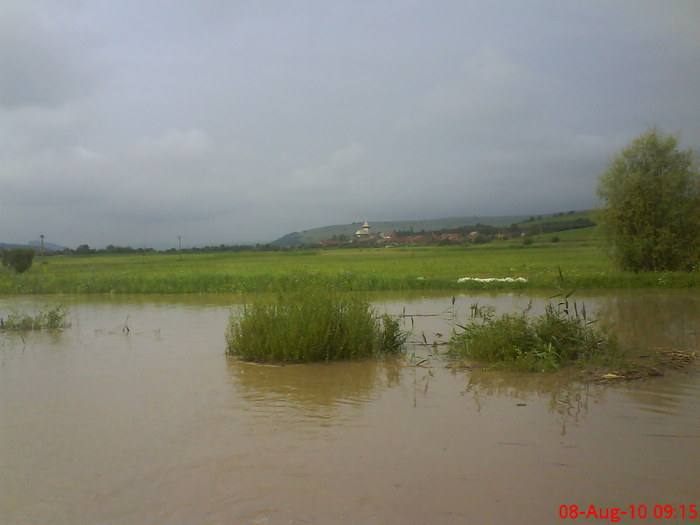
<box><xmin>0</xmin><ymin>305</ymin><xmax>69</xmax><ymax>331</ymax></box>
<box><xmin>1</xmin><ymin>239</ymin><xmax>698</xmax><ymax>295</ymax></box>
<box><xmin>449</xmin><ymin>293</ymin><xmax>620</xmax><ymax>372</ymax></box>
<box><xmin>226</xmin><ymin>293</ymin><xmax>407</xmax><ymax>363</ymax></box>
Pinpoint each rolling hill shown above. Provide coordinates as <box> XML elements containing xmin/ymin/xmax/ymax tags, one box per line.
<box><xmin>0</xmin><ymin>241</ymin><xmax>67</xmax><ymax>252</ymax></box>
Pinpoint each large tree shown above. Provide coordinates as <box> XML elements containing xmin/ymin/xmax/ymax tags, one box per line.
<box><xmin>596</xmin><ymin>128</ymin><xmax>700</xmax><ymax>272</ymax></box>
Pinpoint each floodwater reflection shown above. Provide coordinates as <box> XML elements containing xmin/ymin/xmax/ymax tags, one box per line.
<box><xmin>462</xmin><ymin>369</ymin><xmax>598</xmax><ymax>419</ymax></box>
<box><xmin>598</xmin><ymin>290</ymin><xmax>700</xmax><ymax>351</ymax></box>
<box><xmin>227</xmin><ymin>357</ymin><xmax>403</xmax><ymax>425</ymax></box>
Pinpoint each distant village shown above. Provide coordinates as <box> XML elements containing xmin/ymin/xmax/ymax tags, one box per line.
<box><xmin>318</xmin><ymin>214</ymin><xmax>594</xmax><ymax>248</ymax></box>
<box><xmin>318</xmin><ymin>221</ymin><xmax>519</xmax><ymax>247</ymax></box>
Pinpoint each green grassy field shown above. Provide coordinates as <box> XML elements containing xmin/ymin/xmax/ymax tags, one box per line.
<box><xmin>0</xmin><ymin>228</ymin><xmax>697</xmax><ymax>294</ymax></box>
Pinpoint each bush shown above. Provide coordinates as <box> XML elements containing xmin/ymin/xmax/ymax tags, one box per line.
<box><xmin>226</xmin><ymin>293</ymin><xmax>407</xmax><ymax>362</ymax></box>
<box><xmin>1</xmin><ymin>248</ymin><xmax>36</xmax><ymax>273</ymax></box>
<box><xmin>449</xmin><ymin>296</ymin><xmax>619</xmax><ymax>372</ymax></box>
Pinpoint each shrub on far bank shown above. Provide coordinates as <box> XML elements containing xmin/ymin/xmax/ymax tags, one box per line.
<box><xmin>226</xmin><ymin>293</ymin><xmax>407</xmax><ymax>363</ymax></box>
<box><xmin>1</xmin><ymin>248</ymin><xmax>36</xmax><ymax>274</ymax></box>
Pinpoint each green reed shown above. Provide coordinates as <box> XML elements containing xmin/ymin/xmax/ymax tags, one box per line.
<box><xmin>0</xmin><ymin>305</ymin><xmax>69</xmax><ymax>331</ymax></box>
<box><xmin>449</xmin><ymin>294</ymin><xmax>621</xmax><ymax>372</ymax></box>
<box><xmin>226</xmin><ymin>292</ymin><xmax>407</xmax><ymax>363</ymax></box>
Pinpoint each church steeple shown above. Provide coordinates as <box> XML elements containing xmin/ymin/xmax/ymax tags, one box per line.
<box><xmin>355</xmin><ymin>221</ymin><xmax>371</xmax><ymax>237</ymax></box>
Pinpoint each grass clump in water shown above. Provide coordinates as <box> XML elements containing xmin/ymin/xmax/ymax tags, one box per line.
<box><xmin>226</xmin><ymin>293</ymin><xmax>407</xmax><ymax>363</ymax></box>
<box><xmin>449</xmin><ymin>294</ymin><xmax>620</xmax><ymax>372</ymax></box>
<box><xmin>0</xmin><ymin>305</ymin><xmax>69</xmax><ymax>331</ymax></box>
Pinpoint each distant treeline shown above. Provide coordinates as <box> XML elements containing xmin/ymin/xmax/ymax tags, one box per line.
<box><xmin>394</xmin><ymin>223</ymin><xmax>511</xmax><ymax>237</ymax></box>
<box><xmin>394</xmin><ymin>217</ymin><xmax>595</xmax><ymax>239</ymax></box>
<box><xmin>165</xmin><ymin>244</ymin><xmax>297</xmax><ymax>253</ymax></box>
<box><xmin>521</xmin><ymin>217</ymin><xmax>595</xmax><ymax>235</ymax></box>
<box><xmin>48</xmin><ymin>243</ymin><xmax>301</xmax><ymax>256</ymax></box>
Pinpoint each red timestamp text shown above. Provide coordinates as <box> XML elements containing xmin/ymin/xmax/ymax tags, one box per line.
<box><xmin>559</xmin><ymin>504</ymin><xmax>698</xmax><ymax>522</ymax></box>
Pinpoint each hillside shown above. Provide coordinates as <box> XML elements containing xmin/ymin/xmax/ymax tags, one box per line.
<box><xmin>272</xmin><ymin>212</ymin><xmax>589</xmax><ymax>245</ymax></box>
<box><xmin>0</xmin><ymin>241</ymin><xmax>66</xmax><ymax>252</ymax></box>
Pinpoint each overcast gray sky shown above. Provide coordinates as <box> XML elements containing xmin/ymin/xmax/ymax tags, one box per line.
<box><xmin>1</xmin><ymin>0</ymin><xmax>699</xmax><ymax>248</ymax></box>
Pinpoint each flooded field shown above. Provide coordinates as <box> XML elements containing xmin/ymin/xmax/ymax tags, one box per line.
<box><xmin>1</xmin><ymin>291</ymin><xmax>698</xmax><ymax>524</ymax></box>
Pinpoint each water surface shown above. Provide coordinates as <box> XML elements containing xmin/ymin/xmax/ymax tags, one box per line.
<box><xmin>1</xmin><ymin>291</ymin><xmax>698</xmax><ymax>524</ymax></box>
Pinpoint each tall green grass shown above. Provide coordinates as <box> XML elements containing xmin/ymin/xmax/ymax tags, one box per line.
<box><xmin>449</xmin><ymin>293</ymin><xmax>621</xmax><ymax>372</ymax></box>
<box><xmin>226</xmin><ymin>293</ymin><xmax>407</xmax><ymax>362</ymax></box>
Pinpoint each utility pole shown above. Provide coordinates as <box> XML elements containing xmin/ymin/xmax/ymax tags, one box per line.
<box><xmin>40</xmin><ymin>234</ymin><xmax>45</xmax><ymax>264</ymax></box>
<box><xmin>177</xmin><ymin>235</ymin><xmax>182</xmax><ymax>260</ymax></box>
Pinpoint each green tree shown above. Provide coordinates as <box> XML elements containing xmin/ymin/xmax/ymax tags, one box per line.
<box><xmin>596</xmin><ymin>128</ymin><xmax>700</xmax><ymax>271</ymax></box>
<box><xmin>1</xmin><ymin>248</ymin><xmax>36</xmax><ymax>274</ymax></box>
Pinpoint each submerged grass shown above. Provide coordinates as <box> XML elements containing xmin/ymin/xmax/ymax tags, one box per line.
<box><xmin>226</xmin><ymin>293</ymin><xmax>407</xmax><ymax>363</ymax></box>
<box><xmin>449</xmin><ymin>292</ymin><xmax>622</xmax><ymax>372</ymax></box>
<box><xmin>0</xmin><ymin>305</ymin><xmax>69</xmax><ymax>331</ymax></box>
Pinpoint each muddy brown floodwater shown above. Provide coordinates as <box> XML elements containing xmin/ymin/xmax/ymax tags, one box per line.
<box><xmin>1</xmin><ymin>291</ymin><xmax>698</xmax><ymax>524</ymax></box>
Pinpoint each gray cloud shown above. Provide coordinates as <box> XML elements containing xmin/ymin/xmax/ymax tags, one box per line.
<box><xmin>0</xmin><ymin>1</ymin><xmax>104</xmax><ymax>109</ymax></box>
<box><xmin>1</xmin><ymin>0</ymin><xmax>699</xmax><ymax>248</ymax></box>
